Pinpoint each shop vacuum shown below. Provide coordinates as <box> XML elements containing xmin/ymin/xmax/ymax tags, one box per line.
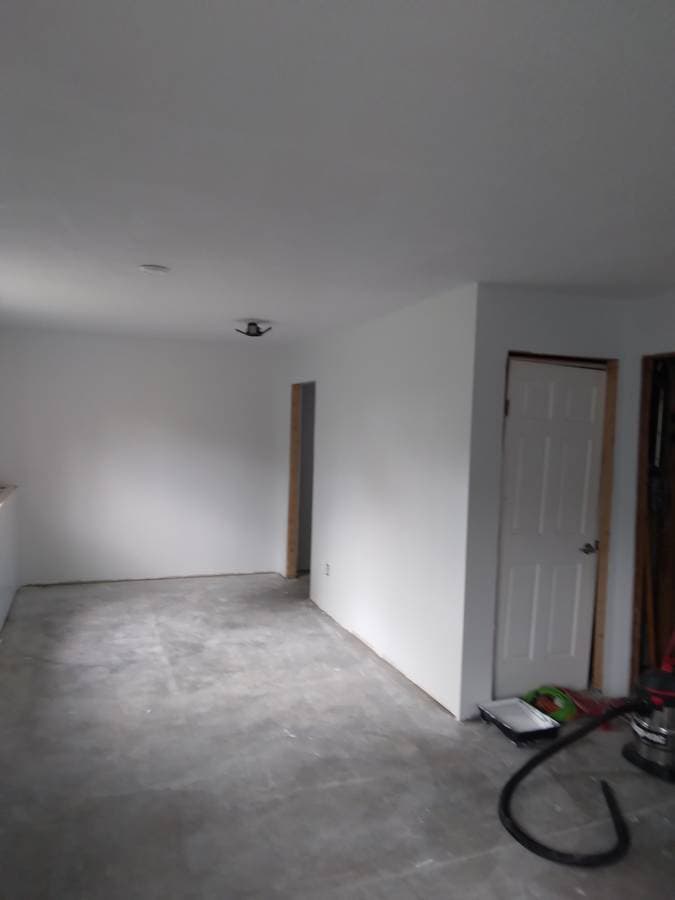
<box><xmin>497</xmin><ymin>631</ymin><xmax>675</xmax><ymax>867</ymax></box>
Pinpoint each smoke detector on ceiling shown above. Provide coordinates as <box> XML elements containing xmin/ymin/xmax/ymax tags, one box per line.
<box><xmin>236</xmin><ymin>320</ymin><xmax>272</xmax><ymax>337</ymax></box>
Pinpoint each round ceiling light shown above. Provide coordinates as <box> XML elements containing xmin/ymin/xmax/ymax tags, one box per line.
<box><xmin>139</xmin><ymin>263</ymin><xmax>170</xmax><ymax>274</ymax></box>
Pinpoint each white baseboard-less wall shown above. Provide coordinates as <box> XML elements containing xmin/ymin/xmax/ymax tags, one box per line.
<box><xmin>0</xmin><ymin>331</ymin><xmax>290</xmax><ymax>585</ymax></box>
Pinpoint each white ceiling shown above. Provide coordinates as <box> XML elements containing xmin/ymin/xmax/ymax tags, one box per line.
<box><xmin>2</xmin><ymin>1</ymin><xmax>675</xmax><ymax>341</ymax></box>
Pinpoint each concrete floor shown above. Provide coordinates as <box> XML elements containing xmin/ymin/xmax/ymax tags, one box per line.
<box><xmin>0</xmin><ymin>574</ymin><xmax>673</xmax><ymax>899</ymax></box>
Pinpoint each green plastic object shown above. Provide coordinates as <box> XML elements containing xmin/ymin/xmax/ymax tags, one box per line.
<box><xmin>522</xmin><ymin>686</ymin><xmax>577</xmax><ymax>722</ymax></box>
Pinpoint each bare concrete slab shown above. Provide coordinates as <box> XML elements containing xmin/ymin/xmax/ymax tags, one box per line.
<box><xmin>0</xmin><ymin>574</ymin><xmax>673</xmax><ymax>898</ymax></box>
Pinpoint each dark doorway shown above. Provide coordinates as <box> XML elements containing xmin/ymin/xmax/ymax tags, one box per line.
<box><xmin>297</xmin><ymin>383</ymin><xmax>315</xmax><ymax>574</ymax></box>
<box><xmin>633</xmin><ymin>355</ymin><xmax>675</xmax><ymax>679</ymax></box>
<box><xmin>286</xmin><ymin>382</ymin><xmax>315</xmax><ymax>578</ymax></box>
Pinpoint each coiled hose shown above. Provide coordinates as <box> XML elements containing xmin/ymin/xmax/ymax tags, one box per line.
<box><xmin>498</xmin><ymin>698</ymin><xmax>648</xmax><ymax>867</ymax></box>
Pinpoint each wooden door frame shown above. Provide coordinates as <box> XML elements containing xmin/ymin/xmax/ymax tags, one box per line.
<box><xmin>286</xmin><ymin>384</ymin><xmax>303</xmax><ymax>578</ymax></box>
<box><xmin>630</xmin><ymin>352</ymin><xmax>675</xmax><ymax>681</ymax></box>
<box><xmin>506</xmin><ymin>353</ymin><xmax>619</xmax><ymax>690</ymax></box>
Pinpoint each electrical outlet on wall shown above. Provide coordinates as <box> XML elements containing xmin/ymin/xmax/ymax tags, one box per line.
<box><xmin>324</xmin><ymin>563</ymin><xmax>330</xmax><ymax>576</ymax></box>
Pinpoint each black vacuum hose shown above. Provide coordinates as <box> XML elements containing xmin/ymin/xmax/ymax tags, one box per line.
<box><xmin>498</xmin><ymin>699</ymin><xmax>649</xmax><ymax>867</ymax></box>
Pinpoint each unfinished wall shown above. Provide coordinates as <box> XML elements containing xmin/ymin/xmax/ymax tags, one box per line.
<box><xmin>288</xmin><ymin>285</ymin><xmax>478</xmax><ymax>716</ymax></box>
<box><xmin>3</xmin><ymin>284</ymin><xmax>670</xmax><ymax>719</ymax></box>
<box><xmin>296</xmin><ymin>285</ymin><xmax>674</xmax><ymax>719</ymax></box>
<box><xmin>0</xmin><ymin>330</ymin><xmax>289</xmax><ymax>584</ymax></box>
<box><xmin>460</xmin><ymin>285</ymin><xmax>655</xmax><ymax>718</ymax></box>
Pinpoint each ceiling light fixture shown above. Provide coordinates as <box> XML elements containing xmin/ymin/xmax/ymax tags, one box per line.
<box><xmin>236</xmin><ymin>320</ymin><xmax>272</xmax><ymax>337</ymax></box>
<box><xmin>139</xmin><ymin>263</ymin><xmax>170</xmax><ymax>274</ymax></box>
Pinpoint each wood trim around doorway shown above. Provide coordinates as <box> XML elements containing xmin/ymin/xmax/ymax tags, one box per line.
<box><xmin>285</xmin><ymin>384</ymin><xmax>303</xmax><ymax>578</ymax></box>
<box><xmin>629</xmin><ymin>353</ymin><xmax>675</xmax><ymax>681</ymax></box>
<box><xmin>507</xmin><ymin>353</ymin><xmax>619</xmax><ymax>691</ymax></box>
<box><xmin>591</xmin><ymin>359</ymin><xmax>618</xmax><ymax>689</ymax></box>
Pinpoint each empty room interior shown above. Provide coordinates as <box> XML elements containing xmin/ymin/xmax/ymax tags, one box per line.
<box><xmin>2</xmin><ymin>3</ymin><xmax>675</xmax><ymax>898</ymax></box>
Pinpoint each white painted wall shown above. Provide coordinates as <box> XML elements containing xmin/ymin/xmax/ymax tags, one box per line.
<box><xmin>287</xmin><ymin>286</ymin><xmax>478</xmax><ymax>715</ymax></box>
<box><xmin>0</xmin><ymin>489</ymin><xmax>19</xmax><ymax>628</ymax></box>
<box><xmin>460</xmin><ymin>285</ymin><xmax>675</xmax><ymax>719</ymax></box>
<box><xmin>0</xmin><ymin>330</ymin><xmax>289</xmax><ymax>584</ymax></box>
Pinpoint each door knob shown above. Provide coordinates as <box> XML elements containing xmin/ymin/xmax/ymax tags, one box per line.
<box><xmin>579</xmin><ymin>542</ymin><xmax>599</xmax><ymax>555</ymax></box>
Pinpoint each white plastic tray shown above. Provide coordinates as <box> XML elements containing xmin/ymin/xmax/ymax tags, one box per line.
<box><xmin>478</xmin><ymin>697</ymin><xmax>560</xmax><ymax>744</ymax></box>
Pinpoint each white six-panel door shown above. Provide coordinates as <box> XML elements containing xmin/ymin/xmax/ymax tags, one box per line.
<box><xmin>494</xmin><ymin>359</ymin><xmax>606</xmax><ymax>698</ymax></box>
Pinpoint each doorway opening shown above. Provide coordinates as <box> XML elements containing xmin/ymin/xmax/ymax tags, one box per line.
<box><xmin>632</xmin><ymin>354</ymin><xmax>675</xmax><ymax>682</ymax></box>
<box><xmin>286</xmin><ymin>382</ymin><xmax>316</xmax><ymax>579</ymax></box>
<box><xmin>494</xmin><ymin>354</ymin><xmax>618</xmax><ymax>699</ymax></box>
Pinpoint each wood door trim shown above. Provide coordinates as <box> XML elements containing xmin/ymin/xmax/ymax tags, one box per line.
<box><xmin>631</xmin><ymin>357</ymin><xmax>655</xmax><ymax>681</ymax></box>
<box><xmin>591</xmin><ymin>359</ymin><xmax>618</xmax><ymax>689</ymax></box>
<box><xmin>285</xmin><ymin>384</ymin><xmax>302</xmax><ymax>578</ymax></box>
<box><xmin>510</xmin><ymin>351</ymin><xmax>609</xmax><ymax>371</ymax></box>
